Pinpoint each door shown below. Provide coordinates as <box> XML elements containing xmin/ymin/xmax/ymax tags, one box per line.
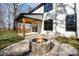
<box><xmin>32</xmin><ymin>24</ymin><xmax>38</xmax><ymax>32</ymax></box>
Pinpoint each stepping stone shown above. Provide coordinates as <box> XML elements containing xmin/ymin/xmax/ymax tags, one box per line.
<box><xmin>0</xmin><ymin>41</ymin><xmax>30</xmax><ymax>56</ymax></box>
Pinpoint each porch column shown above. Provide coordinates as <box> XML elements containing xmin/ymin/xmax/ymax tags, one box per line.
<box><xmin>30</xmin><ymin>24</ymin><xmax>32</xmax><ymax>32</ymax></box>
<box><xmin>15</xmin><ymin>21</ymin><xmax>18</xmax><ymax>33</ymax></box>
<box><xmin>22</xmin><ymin>18</ymin><xmax>26</xmax><ymax>37</ymax></box>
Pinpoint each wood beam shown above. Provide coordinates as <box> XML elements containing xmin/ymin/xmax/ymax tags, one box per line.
<box><xmin>23</xmin><ymin>18</ymin><xmax>41</xmax><ymax>24</ymax></box>
<box><xmin>22</xmin><ymin>18</ymin><xmax>26</xmax><ymax>37</ymax></box>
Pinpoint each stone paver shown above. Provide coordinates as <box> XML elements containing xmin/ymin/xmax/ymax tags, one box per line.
<box><xmin>0</xmin><ymin>41</ymin><xmax>30</xmax><ymax>56</ymax></box>
<box><xmin>58</xmin><ymin>43</ymin><xmax>79</xmax><ymax>56</ymax></box>
<box><xmin>41</xmin><ymin>39</ymin><xmax>79</xmax><ymax>56</ymax></box>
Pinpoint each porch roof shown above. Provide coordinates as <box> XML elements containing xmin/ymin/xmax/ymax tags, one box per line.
<box><xmin>15</xmin><ymin>13</ymin><xmax>43</xmax><ymax>22</ymax></box>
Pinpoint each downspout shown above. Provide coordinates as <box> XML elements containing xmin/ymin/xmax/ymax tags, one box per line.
<box><xmin>54</xmin><ymin>4</ymin><xmax>58</xmax><ymax>36</ymax></box>
<box><xmin>74</xmin><ymin>3</ymin><xmax>78</xmax><ymax>38</ymax></box>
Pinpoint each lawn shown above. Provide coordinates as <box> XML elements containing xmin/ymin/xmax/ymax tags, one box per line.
<box><xmin>55</xmin><ymin>36</ymin><xmax>79</xmax><ymax>50</ymax></box>
<box><xmin>0</xmin><ymin>31</ymin><xmax>24</xmax><ymax>50</ymax></box>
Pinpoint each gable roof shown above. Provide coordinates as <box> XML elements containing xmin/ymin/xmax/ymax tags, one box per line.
<box><xmin>28</xmin><ymin>3</ymin><xmax>45</xmax><ymax>13</ymax></box>
<box><xmin>15</xmin><ymin>3</ymin><xmax>45</xmax><ymax>21</ymax></box>
<box><xmin>15</xmin><ymin>13</ymin><xmax>43</xmax><ymax>21</ymax></box>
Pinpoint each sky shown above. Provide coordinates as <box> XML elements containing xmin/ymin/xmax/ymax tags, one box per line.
<box><xmin>19</xmin><ymin>3</ymin><xmax>40</xmax><ymax>13</ymax></box>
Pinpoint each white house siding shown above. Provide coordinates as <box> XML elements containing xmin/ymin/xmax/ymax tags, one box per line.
<box><xmin>41</xmin><ymin>3</ymin><xmax>77</xmax><ymax>37</ymax></box>
<box><xmin>33</xmin><ymin>6</ymin><xmax>44</xmax><ymax>13</ymax></box>
<box><xmin>76</xmin><ymin>4</ymin><xmax>79</xmax><ymax>38</ymax></box>
<box><xmin>38</xmin><ymin>22</ymin><xmax>42</xmax><ymax>33</ymax></box>
<box><xmin>24</xmin><ymin>15</ymin><xmax>43</xmax><ymax>20</ymax></box>
<box><xmin>41</xmin><ymin>4</ymin><xmax>56</xmax><ymax>35</ymax></box>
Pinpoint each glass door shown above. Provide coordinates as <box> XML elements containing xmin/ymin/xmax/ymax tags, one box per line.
<box><xmin>32</xmin><ymin>24</ymin><xmax>38</xmax><ymax>32</ymax></box>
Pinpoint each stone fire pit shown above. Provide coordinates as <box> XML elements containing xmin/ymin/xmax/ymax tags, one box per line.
<box><xmin>31</xmin><ymin>35</ymin><xmax>54</xmax><ymax>56</ymax></box>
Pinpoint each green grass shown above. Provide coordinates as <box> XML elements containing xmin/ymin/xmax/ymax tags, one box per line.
<box><xmin>0</xmin><ymin>31</ymin><xmax>24</xmax><ymax>50</ymax></box>
<box><xmin>55</xmin><ymin>36</ymin><xmax>79</xmax><ymax>50</ymax></box>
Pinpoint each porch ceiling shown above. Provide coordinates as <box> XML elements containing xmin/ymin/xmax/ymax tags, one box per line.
<box><xmin>18</xmin><ymin>17</ymin><xmax>42</xmax><ymax>24</ymax></box>
<box><xmin>15</xmin><ymin>13</ymin><xmax>43</xmax><ymax>24</ymax></box>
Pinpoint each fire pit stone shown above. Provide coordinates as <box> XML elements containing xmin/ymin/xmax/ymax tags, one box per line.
<box><xmin>31</xmin><ymin>35</ymin><xmax>54</xmax><ymax>56</ymax></box>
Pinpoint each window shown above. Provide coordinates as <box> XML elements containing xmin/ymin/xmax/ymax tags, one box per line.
<box><xmin>44</xmin><ymin>3</ymin><xmax>53</xmax><ymax>12</ymax></box>
<box><xmin>32</xmin><ymin>24</ymin><xmax>38</xmax><ymax>32</ymax></box>
<box><xmin>44</xmin><ymin>19</ymin><xmax>53</xmax><ymax>31</ymax></box>
<box><xmin>35</xmin><ymin>26</ymin><xmax>38</xmax><ymax>32</ymax></box>
<box><xmin>66</xmin><ymin>14</ymin><xmax>77</xmax><ymax>31</ymax></box>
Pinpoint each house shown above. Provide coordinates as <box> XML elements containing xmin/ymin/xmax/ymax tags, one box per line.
<box><xmin>29</xmin><ymin>3</ymin><xmax>79</xmax><ymax>38</ymax></box>
<box><xmin>15</xmin><ymin>13</ymin><xmax>43</xmax><ymax>36</ymax></box>
<box><xmin>15</xmin><ymin>3</ymin><xmax>79</xmax><ymax>38</ymax></box>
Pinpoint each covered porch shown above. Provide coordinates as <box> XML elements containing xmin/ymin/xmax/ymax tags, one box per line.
<box><xmin>15</xmin><ymin>13</ymin><xmax>43</xmax><ymax>37</ymax></box>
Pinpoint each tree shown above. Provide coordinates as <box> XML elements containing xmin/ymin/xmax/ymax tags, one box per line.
<box><xmin>10</xmin><ymin>3</ymin><xmax>21</xmax><ymax>30</ymax></box>
<box><xmin>0</xmin><ymin>4</ymin><xmax>6</xmax><ymax>30</ymax></box>
<box><xmin>5</xmin><ymin>3</ymin><xmax>11</xmax><ymax>30</ymax></box>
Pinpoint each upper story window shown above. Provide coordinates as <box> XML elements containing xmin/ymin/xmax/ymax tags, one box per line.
<box><xmin>44</xmin><ymin>3</ymin><xmax>53</xmax><ymax>12</ymax></box>
<box><xmin>66</xmin><ymin>14</ymin><xmax>77</xmax><ymax>31</ymax></box>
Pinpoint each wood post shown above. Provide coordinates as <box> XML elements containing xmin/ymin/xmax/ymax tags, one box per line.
<box><xmin>15</xmin><ymin>21</ymin><xmax>18</xmax><ymax>33</ymax></box>
<box><xmin>22</xmin><ymin>18</ymin><xmax>26</xmax><ymax>37</ymax></box>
